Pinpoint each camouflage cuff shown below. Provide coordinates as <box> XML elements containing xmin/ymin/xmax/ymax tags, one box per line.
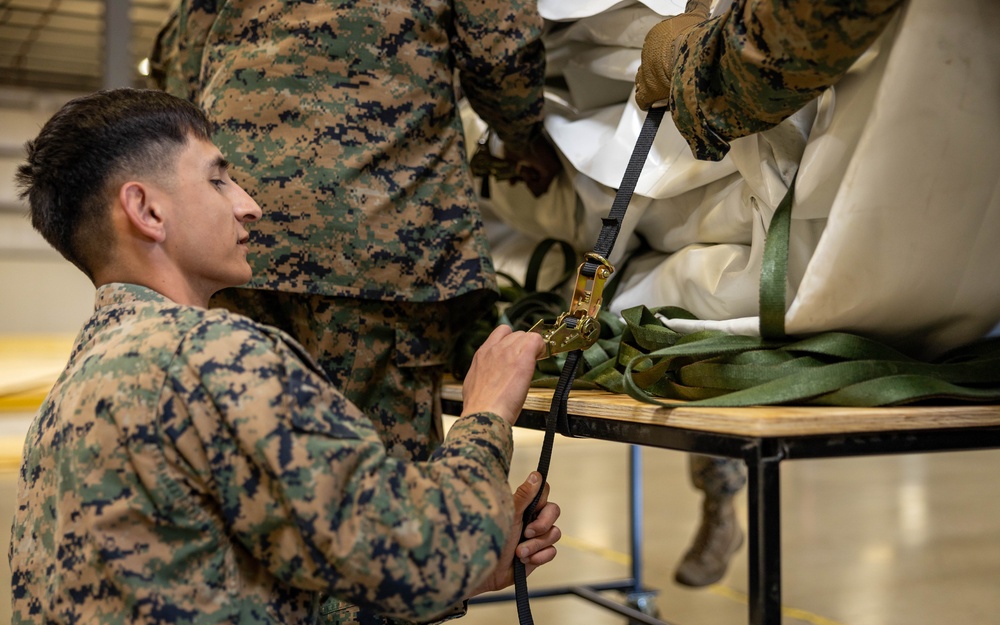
<box><xmin>440</xmin><ymin>412</ymin><xmax>514</xmax><ymax>475</ymax></box>
<box><xmin>495</xmin><ymin>120</ymin><xmax>546</xmax><ymax>157</ymax></box>
<box><xmin>669</xmin><ymin>21</ymin><xmax>732</xmax><ymax>162</ymax></box>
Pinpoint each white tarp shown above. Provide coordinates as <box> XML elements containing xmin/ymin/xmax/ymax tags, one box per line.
<box><xmin>478</xmin><ymin>0</ymin><xmax>1000</xmax><ymax>357</ymax></box>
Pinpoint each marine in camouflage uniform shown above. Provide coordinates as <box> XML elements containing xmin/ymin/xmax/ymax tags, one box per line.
<box><xmin>10</xmin><ymin>283</ymin><xmax>516</xmax><ymax>624</ymax></box>
<box><xmin>634</xmin><ymin>0</ymin><xmax>906</xmax><ymax>586</ymax></box>
<box><xmin>150</xmin><ymin>0</ymin><xmax>549</xmax><ymax>466</ymax></box>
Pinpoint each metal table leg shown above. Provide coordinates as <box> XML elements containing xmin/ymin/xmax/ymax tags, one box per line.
<box><xmin>747</xmin><ymin>440</ymin><xmax>784</xmax><ymax>625</ymax></box>
<box><xmin>626</xmin><ymin>445</ymin><xmax>660</xmax><ymax>618</ymax></box>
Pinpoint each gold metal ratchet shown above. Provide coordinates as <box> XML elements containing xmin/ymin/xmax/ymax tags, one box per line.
<box><xmin>529</xmin><ymin>253</ymin><xmax>614</xmax><ymax>359</ymax></box>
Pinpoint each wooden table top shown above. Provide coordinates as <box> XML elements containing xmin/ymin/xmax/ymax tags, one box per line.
<box><xmin>441</xmin><ymin>382</ymin><xmax>1000</xmax><ymax>438</ymax></box>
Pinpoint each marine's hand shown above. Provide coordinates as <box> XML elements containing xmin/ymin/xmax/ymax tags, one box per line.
<box><xmin>472</xmin><ymin>471</ymin><xmax>562</xmax><ymax>595</ymax></box>
<box><xmin>504</xmin><ymin>132</ymin><xmax>563</xmax><ymax>198</ymax></box>
<box><xmin>461</xmin><ymin>326</ymin><xmax>545</xmax><ymax>425</ymax></box>
<box><xmin>634</xmin><ymin>0</ymin><xmax>711</xmax><ymax>110</ymax></box>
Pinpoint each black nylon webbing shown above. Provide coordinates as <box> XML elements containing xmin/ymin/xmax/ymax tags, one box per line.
<box><xmin>513</xmin><ymin>107</ymin><xmax>665</xmax><ymax>624</ymax></box>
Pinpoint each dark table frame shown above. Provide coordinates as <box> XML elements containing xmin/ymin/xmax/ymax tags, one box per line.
<box><xmin>443</xmin><ymin>396</ymin><xmax>1000</xmax><ymax>625</ymax></box>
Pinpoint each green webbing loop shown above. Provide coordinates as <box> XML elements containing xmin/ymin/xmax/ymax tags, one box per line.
<box><xmin>596</xmin><ymin>174</ymin><xmax>1000</xmax><ymax>408</ymax></box>
<box><xmin>759</xmin><ymin>178</ymin><xmax>795</xmax><ymax>340</ymax></box>
<box><xmin>613</xmin><ymin>306</ymin><xmax>1000</xmax><ymax>407</ymax></box>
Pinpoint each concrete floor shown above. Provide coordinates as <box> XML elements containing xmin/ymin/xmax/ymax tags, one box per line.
<box><xmin>1</xmin><ymin>413</ymin><xmax>998</xmax><ymax>625</ymax></box>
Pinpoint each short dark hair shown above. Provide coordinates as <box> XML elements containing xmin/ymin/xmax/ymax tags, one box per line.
<box><xmin>16</xmin><ymin>88</ymin><xmax>213</xmax><ymax>279</ymax></box>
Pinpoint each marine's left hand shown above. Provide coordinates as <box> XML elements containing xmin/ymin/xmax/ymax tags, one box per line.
<box><xmin>472</xmin><ymin>471</ymin><xmax>562</xmax><ymax>595</ymax></box>
<box><xmin>504</xmin><ymin>132</ymin><xmax>563</xmax><ymax>198</ymax></box>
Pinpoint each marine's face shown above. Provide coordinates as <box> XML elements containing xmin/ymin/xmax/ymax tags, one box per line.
<box><xmin>161</xmin><ymin>135</ymin><xmax>262</xmax><ymax>297</ymax></box>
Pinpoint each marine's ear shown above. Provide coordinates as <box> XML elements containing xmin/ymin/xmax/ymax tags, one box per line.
<box><xmin>117</xmin><ymin>180</ymin><xmax>166</xmax><ymax>243</ymax></box>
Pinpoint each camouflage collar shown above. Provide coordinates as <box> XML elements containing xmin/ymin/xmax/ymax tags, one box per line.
<box><xmin>94</xmin><ymin>283</ymin><xmax>172</xmax><ymax>311</ymax></box>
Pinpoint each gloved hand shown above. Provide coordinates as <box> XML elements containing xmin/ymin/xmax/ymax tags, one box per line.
<box><xmin>634</xmin><ymin>0</ymin><xmax>712</xmax><ymax>111</ymax></box>
<box><xmin>503</xmin><ymin>131</ymin><xmax>563</xmax><ymax>198</ymax></box>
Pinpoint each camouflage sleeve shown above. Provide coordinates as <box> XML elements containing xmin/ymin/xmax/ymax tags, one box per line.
<box><xmin>452</xmin><ymin>0</ymin><xmax>547</xmax><ymax>152</ymax></box>
<box><xmin>171</xmin><ymin>317</ymin><xmax>515</xmax><ymax>621</ymax></box>
<box><xmin>148</xmin><ymin>0</ymin><xmax>220</xmax><ymax>100</ymax></box>
<box><xmin>670</xmin><ymin>0</ymin><xmax>905</xmax><ymax>161</ymax></box>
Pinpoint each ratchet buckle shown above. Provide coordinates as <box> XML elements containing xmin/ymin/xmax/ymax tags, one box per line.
<box><xmin>529</xmin><ymin>253</ymin><xmax>614</xmax><ymax>358</ymax></box>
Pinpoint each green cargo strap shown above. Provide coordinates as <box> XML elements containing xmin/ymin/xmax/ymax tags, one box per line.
<box><xmin>759</xmin><ymin>178</ymin><xmax>795</xmax><ymax>340</ymax></box>
<box><xmin>506</xmin><ymin>183</ymin><xmax>1000</xmax><ymax>407</ymax></box>
<box><xmin>616</xmin><ymin>307</ymin><xmax>1000</xmax><ymax>407</ymax></box>
<box><xmin>609</xmin><ymin>178</ymin><xmax>1000</xmax><ymax>407</ymax></box>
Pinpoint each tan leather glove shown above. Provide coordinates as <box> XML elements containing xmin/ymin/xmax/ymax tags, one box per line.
<box><xmin>634</xmin><ymin>0</ymin><xmax>712</xmax><ymax>111</ymax></box>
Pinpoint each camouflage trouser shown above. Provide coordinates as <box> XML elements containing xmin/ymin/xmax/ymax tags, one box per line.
<box><xmin>689</xmin><ymin>454</ymin><xmax>746</xmax><ymax>497</ymax></box>
<box><xmin>210</xmin><ymin>288</ymin><xmax>486</xmax><ymax>624</ymax></box>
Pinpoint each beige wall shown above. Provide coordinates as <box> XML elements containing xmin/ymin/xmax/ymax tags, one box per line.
<box><xmin>1</xmin><ymin>88</ymin><xmax>95</xmax><ymax>335</ymax></box>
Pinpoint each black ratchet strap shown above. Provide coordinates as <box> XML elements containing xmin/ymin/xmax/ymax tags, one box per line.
<box><xmin>513</xmin><ymin>107</ymin><xmax>665</xmax><ymax>624</ymax></box>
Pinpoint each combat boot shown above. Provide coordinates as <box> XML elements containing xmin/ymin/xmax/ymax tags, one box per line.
<box><xmin>674</xmin><ymin>494</ymin><xmax>743</xmax><ymax>587</ymax></box>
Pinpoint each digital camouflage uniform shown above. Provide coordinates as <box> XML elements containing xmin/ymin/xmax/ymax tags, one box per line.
<box><xmin>205</xmin><ymin>289</ymin><xmax>467</xmax><ymax>464</ymax></box>
<box><xmin>668</xmin><ymin>0</ymin><xmax>906</xmax><ymax>161</ymax></box>
<box><xmin>10</xmin><ymin>283</ymin><xmax>515</xmax><ymax>625</ymax></box>
<box><xmin>150</xmin><ymin>0</ymin><xmax>547</xmax><ymax>466</ymax></box>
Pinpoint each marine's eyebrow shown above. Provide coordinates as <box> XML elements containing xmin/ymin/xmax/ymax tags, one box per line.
<box><xmin>207</xmin><ymin>155</ymin><xmax>231</xmax><ymax>176</ymax></box>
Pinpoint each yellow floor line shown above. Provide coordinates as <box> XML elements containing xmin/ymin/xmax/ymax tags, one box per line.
<box><xmin>707</xmin><ymin>584</ymin><xmax>848</xmax><ymax>625</ymax></box>
<box><xmin>557</xmin><ymin>534</ymin><xmax>632</xmax><ymax>567</ymax></box>
<box><xmin>0</xmin><ymin>453</ymin><xmax>23</xmax><ymax>471</ymax></box>
<box><xmin>0</xmin><ymin>385</ymin><xmax>51</xmax><ymax>412</ymax></box>
<box><xmin>562</xmin><ymin>534</ymin><xmax>849</xmax><ymax>625</ymax></box>
<box><xmin>0</xmin><ymin>333</ymin><xmax>73</xmax><ymax>409</ymax></box>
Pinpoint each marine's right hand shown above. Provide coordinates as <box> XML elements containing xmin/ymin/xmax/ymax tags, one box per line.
<box><xmin>460</xmin><ymin>325</ymin><xmax>545</xmax><ymax>425</ymax></box>
<box><xmin>634</xmin><ymin>0</ymin><xmax>712</xmax><ymax>111</ymax></box>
